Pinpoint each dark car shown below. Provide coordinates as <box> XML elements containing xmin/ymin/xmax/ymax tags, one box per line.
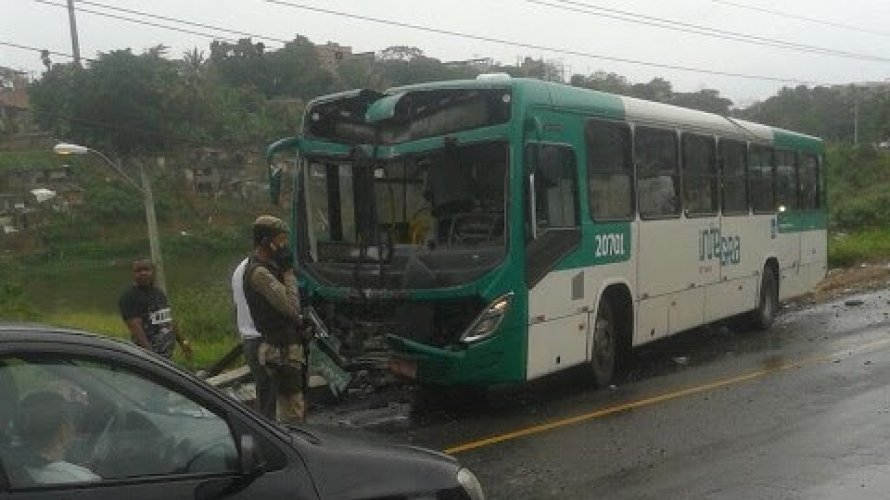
<box><xmin>0</xmin><ymin>324</ymin><xmax>484</xmax><ymax>499</ymax></box>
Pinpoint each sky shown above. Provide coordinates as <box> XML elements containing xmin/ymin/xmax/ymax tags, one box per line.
<box><xmin>2</xmin><ymin>0</ymin><xmax>890</xmax><ymax>107</ymax></box>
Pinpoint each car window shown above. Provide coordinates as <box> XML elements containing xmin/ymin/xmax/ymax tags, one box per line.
<box><xmin>0</xmin><ymin>355</ymin><xmax>238</xmax><ymax>489</ymax></box>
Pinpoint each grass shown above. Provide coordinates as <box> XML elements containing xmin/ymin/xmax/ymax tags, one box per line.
<box><xmin>41</xmin><ymin>310</ymin><xmax>240</xmax><ymax>371</ymax></box>
<box><xmin>828</xmin><ymin>229</ymin><xmax>890</xmax><ymax>268</ymax></box>
<box><xmin>5</xmin><ymin>250</ymin><xmax>247</xmax><ymax>373</ymax></box>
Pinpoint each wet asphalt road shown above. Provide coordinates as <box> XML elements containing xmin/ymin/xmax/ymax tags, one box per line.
<box><xmin>314</xmin><ymin>287</ymin><xmax>890</xmax><ymax>499</ymax></box>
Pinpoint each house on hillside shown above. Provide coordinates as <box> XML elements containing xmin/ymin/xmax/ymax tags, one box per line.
<box><xmin>183</xmin><ymin>148</ymin><xmax>263</xmax><ymax>199</ymax></box>
<box><xmin>0</xmin><ymin>67</ymin><xmax>31</xmax><ymax>135</ymax></box>
<box><xmin>444</xmin><ymin>58</ymin><xmax>494</xmax><ymax>73</ymax></box>
<box><xmin>0</xmin><ymin>164</ymin><xmax>83</xmax><ymax>232</ymax></box>
<box><xmin>0</xmin><ymin>193</ymin><xmax>33</xmax><ymax>234</ymax></box>
<box><xmin>314</xmin><ymin>42</ymin><xmax>374</xmax><ymax>74</ymax></box>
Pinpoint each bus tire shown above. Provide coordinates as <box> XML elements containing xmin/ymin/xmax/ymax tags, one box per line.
<box><xmin>590</xmin><ymin>297</ymin><xmax>617</xmax><ymax>388</ymax></box>
<box><xmin>748</xmin><ymin>266</ymin><xmax>778</xmax><ymax>330</ymax></box>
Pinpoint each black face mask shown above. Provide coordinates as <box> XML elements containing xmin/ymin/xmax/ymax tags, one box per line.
<box><xmin>271</xmin><ymin>244</ymin><xmax>293</xmax><ymax>270</ymax></box>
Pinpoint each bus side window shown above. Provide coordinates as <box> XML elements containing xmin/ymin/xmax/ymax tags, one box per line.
<box><xmin>799</xmin><ymin>153</ymin><xmax>820</xmax><ymax>210</ymax></box>
<box><xmin>636</xmin><ymin>127</ymin><xmax>680</xmax><ymax>219</ymax></box>
<box><xmin>775</xmin><ymin>150</ymin><xmax>799</xmax><ymax>212</ymax></box>
<box><xmin>720</xmin><ymin>139</ymin><xmax>748</xmax><ymax>215</ymax></box>
<box><xmin>682</xmin><ymin>133</ymin><xmax>718</xmax><ymax>216</ymax></box>
<box><xmin>749</xmin><ymin>145</ymin><xmax>775</xmax><ymax>214</ymax></box>
<box><xmin>527</xmin><ymin>144</ymin><xmax>579</xmax><ymax>234</ymax></box>
<box><xmin>586</xmin><ymin>120</ymin><xmax>633</xmax><ymax>220</ymax></box>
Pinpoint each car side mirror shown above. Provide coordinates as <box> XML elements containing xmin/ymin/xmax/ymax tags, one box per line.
<box><xmin>240</xmin><ymin>434</ymin><xmax>264</xmax><ymax>476</ymax></box>
<box><xmin>195</xmin><ymin>435</ymin><xmax>266</xmax><ymax>500</ymax></box>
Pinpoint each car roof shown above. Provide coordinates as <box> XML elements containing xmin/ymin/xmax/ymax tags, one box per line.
<box><xmin>0</xmin><ymin>322</ymin><xmax>148</xmax><ymax>358</ymax></box>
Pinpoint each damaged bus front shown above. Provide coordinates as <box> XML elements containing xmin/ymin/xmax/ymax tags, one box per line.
<box><xmin>267</xmin><ymin>82</ymin><xmax>529</xmax><ymax>389</ymax></box>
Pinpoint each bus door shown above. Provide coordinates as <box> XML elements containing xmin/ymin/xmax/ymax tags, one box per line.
<box><xmin>522</xmin><ymin>115</ymin><xmax>589</xmax><ymax>380</ymax></box>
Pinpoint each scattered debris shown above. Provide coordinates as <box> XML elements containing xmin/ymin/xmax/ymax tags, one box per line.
<box><xmin>671</xmin><ymin>356</ymin><xmax>689</xmax><ymax>365</ymax></box>
<box><xmin>845</xmin><ymin>299</ymin><xmax>865</xmax><ymax>307</ymax></box>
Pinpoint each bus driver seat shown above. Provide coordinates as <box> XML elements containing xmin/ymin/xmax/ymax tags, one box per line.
<box><xmin>422</xmin><ymin>158</ymin><xmax>474</xmax><ymax>244</ymax></box>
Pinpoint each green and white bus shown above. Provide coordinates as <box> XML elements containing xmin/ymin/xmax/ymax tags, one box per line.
<box><xmin>267</xmin><ymin>75</ymin><xmax>826</xmax><ymax>389</ymax></box>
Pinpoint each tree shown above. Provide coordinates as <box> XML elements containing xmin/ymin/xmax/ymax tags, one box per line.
<box><xmin>571</xmin><ymin>71</ymin><xmax>631</xmax><ymax>94</ymax></box>
<box><xmin>670</xmin><ymin>89</ymin><xmax>733</xmax><ymax>115</ymax></box>
<box><xmin>208</xmin><ymin>38</ymin><xmax>269</xmax><ymax>92</ymax></box>
<box><xmin>264</xmin><ymin>36</ymin><xmax>333</xmax><ymax>99</ymax></box>
<box><xmin>630</xmin><ymin>77</ymin><xmax>673</xmax><ymax>102</ymax></box>
<box><xmin>30</xmin><ymin>49</ymin><xmax>184</xmax><ymax>156</ymax></box>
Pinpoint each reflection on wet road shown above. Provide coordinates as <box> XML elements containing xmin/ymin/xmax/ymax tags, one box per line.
<box><xmin>312</xmin><ymin>288</ymin><xmax>890</xmax><ymax>498</ymax></box>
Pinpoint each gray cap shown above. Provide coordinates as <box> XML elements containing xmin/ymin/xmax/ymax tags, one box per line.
<box><xmin>253</xmin><ymin>215</ymin><xmax>290</xmax><ymax>244</ymax></box>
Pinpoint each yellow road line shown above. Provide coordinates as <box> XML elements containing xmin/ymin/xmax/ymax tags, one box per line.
<box><xmin>444</xmin><ymin>336</ymin><xmax>890</xmax><ymax>455</ymax></box>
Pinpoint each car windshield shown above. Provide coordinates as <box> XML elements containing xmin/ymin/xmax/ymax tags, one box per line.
<box><xmin>300</xmin><ymin>141</ymin><xmax>508</xmax><ymax>289</ymax></box>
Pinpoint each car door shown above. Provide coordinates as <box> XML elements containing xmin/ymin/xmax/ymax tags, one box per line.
<box><xmin>0</xmin><ymin>349</ymin><xmax>316</xmax><ymax>500</ymax></box>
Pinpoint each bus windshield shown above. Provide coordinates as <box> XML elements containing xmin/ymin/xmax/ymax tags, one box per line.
<box><xmin>305</xmin><ymin>88</ymin><xmax>512</xmax><ymax>145</ymax></box>
<box><xmin>300</xmin><ymin>141</ymin><xmax>508</xmax><ymax>290</ymax></box>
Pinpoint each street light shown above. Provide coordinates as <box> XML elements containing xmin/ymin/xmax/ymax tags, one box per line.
<box><xmin>53</xmin><ymin>142</ymin><xmax>167</xmax><ymax>292</ymax></box>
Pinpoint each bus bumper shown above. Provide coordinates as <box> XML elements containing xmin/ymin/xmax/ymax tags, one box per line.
<box><xmin>386</xmin><ymin>334</ymin><xmax>518</xmax><ymax>386</ymax></box>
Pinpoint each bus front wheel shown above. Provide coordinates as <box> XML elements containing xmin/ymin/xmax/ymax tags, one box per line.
<box><xmin>748</xmin><ymin>267</ymin><xmax>778</xmax><ymax>330</ymax></box>
<box><xmin>590</xmin><ymin>298</ymin><xmax>617</xmax><ymax>388</ymax></box>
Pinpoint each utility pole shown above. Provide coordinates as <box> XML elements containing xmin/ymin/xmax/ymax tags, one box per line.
<box><xmin>67</xmin><ymin>0</ymin><xmax>81</xmax><ymax>66</ymax></box>
<box><xmin>54</xmin><ymin>143</ymin><xmax>167</xmax><ymax>293</ymax></box>
<box><xmin>853</xmin><ymin>91</ymin><xmax>860</xmax><ymax>145</ymax></box>
<box><xmin>139</xmin><ymin>161</ymin><xmax>166</xmax><ymax>293</ymax></box>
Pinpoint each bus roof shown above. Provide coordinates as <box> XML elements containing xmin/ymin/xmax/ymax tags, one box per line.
<box><xmin>318</xmin><ymin>77</ymin><xmax>823</xmax><ymax>154</ymax></box>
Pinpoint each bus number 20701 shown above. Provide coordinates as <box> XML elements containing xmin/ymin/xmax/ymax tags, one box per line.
<box><xmin>595</xmin><ymin>233</ymin><xmax>626</xmax><ymax>258</ymax></box>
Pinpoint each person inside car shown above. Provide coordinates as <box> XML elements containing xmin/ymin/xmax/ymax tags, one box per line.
<box><xmin>16</xmin><ymin>391</ymin><xmax>100</xmax><ymax>485</ymax></box>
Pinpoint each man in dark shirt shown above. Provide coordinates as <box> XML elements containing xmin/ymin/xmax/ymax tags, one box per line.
<box><xmin>118</xmin><ymin>259</ymin><xmax>192</xmax><ymax>360</ymax></box>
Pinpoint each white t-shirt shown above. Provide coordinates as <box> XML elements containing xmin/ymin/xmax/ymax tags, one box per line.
<box><xmin>232</xmin><ymin>258</ymin><xmax>261</xmax><ymax>340</ymax></box>
<box><xmin>26</xmin><ymin>461</ymin><xmax>100</xmax><ymax>484</ymax></box>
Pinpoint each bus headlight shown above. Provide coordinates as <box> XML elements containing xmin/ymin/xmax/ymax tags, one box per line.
<box><xmin>460</xmin><ymin>293</ymin><xmax>513</xmax><ymax>344</ymax></box>
<box><xmin>457</xmin><ymin>467</ymin><xmax>486</xmax><ymax>500</ymax></box>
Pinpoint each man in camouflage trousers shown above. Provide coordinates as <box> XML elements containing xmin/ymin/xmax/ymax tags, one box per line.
<box><xmin>242</xmin><ymin>215</ymin><xmax>309</xmax><ymax>424</ymax></box>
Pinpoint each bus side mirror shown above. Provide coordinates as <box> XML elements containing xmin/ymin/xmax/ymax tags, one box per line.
<box><xmin>266</xmin><ymin>137</ymin><xmax>301</xmax><ymax>205</ymax></box>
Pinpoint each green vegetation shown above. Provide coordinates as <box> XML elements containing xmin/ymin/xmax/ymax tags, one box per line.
<box><xmin>0</xmin><ymin>281</ymin><xmax>37</xmax><ymax>321</ymax></box>
<box><xmin>824</xmin><ymin>144</ymin><xmax>890</xmax><ymax>267</ymax></box>
<box><xmin>42</xmin><ymin>310</ymin><xmax>237</xmax><ymax>370</ymax></box>
<box><xmin>3</xmin><ymin>249</ymin><xmax>246</xmax><ymax>371</ymax></box>
<box><xmin>829</xmin><ymin>230</ymin><xmax>890</xmax><ymax>268</ymax></box>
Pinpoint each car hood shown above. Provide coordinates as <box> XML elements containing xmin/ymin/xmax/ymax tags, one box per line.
<box><xmin>289</xmin><ymin>425</ymin><xmax>461</xmax><ymax>499</ymax></box>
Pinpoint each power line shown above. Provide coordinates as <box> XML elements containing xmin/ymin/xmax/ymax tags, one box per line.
<box><xmin>16</xmin><ymin>0</ymin><xmax>844</xmax><ymax>85</ymax></box>
<box><xmin>710</xmin><ymin>0</ymin><xmax>890</xmax><ymax>39</ymax></box>
<box><xmin>0</xmin><ymin>40</ymin><xmax>89</xmax><ymax>61</ymax></box>
<box><xmin>259</xmin><ymin>0</ymin><xmax>823</xmax><ymax>85</ymax></box>
<box><xmin>528</xmin><ymin>0</ymin><xmax>890</xmax><ymax>63</ymax></box>
<box><xmin>66</xmin><ymin>0</ymin><xmax>291</xmax><ymax>45</ymax></box>
<box><xmin>32</xmin><ymin>0</ymin><xmax>239</xmax><ymax>44</ymax></box>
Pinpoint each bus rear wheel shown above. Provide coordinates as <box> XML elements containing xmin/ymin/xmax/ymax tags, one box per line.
<box><xmin>748</xmin><ymin>267</ymin><xmax>778</xmax><ymax>330</ymax></box>
<box><xmin>590</xmin><ymin>298</ymin><xmax>617</xmax><ymax>388</ymax></box>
